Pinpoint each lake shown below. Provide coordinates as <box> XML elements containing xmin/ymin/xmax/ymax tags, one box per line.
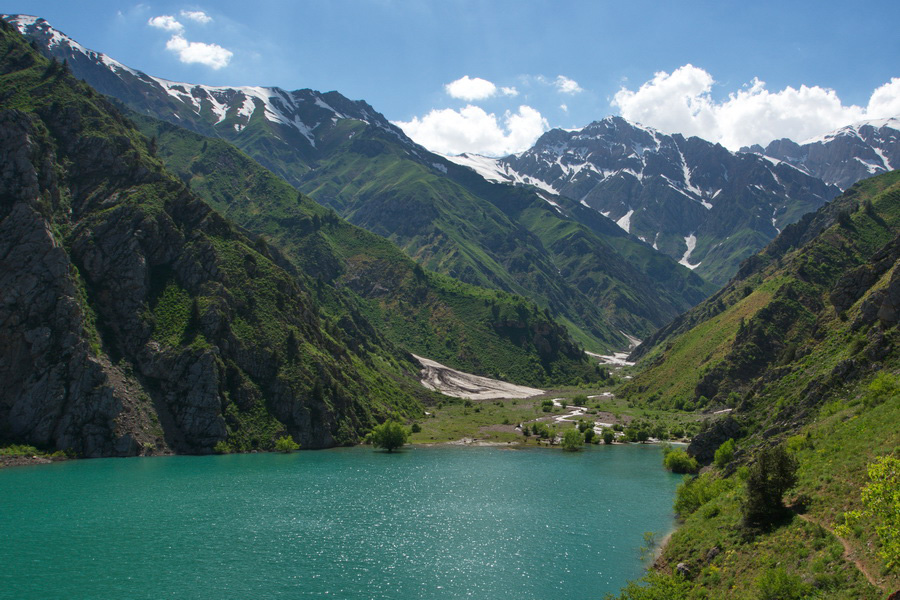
<box><xmin>0</xmin><ymin>444</ymin><xmax>682</xmax><ymax>599</ymax></box>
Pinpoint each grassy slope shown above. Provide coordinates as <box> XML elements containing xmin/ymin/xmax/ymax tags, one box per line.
<box><xmin>608</xmin><ymin>172</ymin><xmax>900</xmax><ymax>598</ymax></box>
<box><xmin>135</xmin><ymin>114</ymin><xmax>602</xmax><ymax>387</ymax></box>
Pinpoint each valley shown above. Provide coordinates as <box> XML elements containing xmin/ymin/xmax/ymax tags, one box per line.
<box><xmin>0</xmin><ymin>9</ymin><xmax>897</xmax><ymax>600</ymax></box>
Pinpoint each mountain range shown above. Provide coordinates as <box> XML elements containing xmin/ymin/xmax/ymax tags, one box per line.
<box><xmin>4</xmin><ymin>14</ymin><xmax>716</xmax><ymax>351</ymax></box>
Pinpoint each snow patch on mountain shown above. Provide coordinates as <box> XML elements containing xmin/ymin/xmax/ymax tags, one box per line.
<box><xmin>679</xmin><ymin>234</ymin><xmax>701</xmax><ymax>270</ymax></box>
<box><xmin>616</xmin><ymin>209</ymin><xmax>634</xmax><ymax>233</ymax></box>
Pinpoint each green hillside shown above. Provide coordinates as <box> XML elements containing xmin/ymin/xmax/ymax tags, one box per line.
<box><xmin>0</xmin><ymin>22</ymin><xmax>428</xmax><ymax>455</ymax></box>
<box><xmin>610</xmin><ymin>172</ymin><xmax>900</xmax><ymax>598</ymax></box>
<box><xmin>132</xmin><ymin>113</ymin><xmax>602</xmax><ymax>386</ymax></box>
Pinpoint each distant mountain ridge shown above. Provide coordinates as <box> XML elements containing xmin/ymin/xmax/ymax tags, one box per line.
<box><xmin>5</xmin><ymin>14</ymin><xmax>715</xmax><ymax>351</ymax></box>
<box><xmin>741</xmin><ymin>117</ymin><xmax>900</xmax><ymax>191</ymax></box>
<box><xmin>449</xmin><ymin>116</ymin><xmax>842</xmax><ymax>286</ymax></box>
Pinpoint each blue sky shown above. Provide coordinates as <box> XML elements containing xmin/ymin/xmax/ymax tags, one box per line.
<box><xmin>7</xmin><ymin>1</ymin><xmax>900</xmax><ymax>155</ymax></box>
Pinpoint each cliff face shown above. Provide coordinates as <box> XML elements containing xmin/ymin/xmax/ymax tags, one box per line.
<box><xmin>0</xmin><ymin>22</ymin><xmax>423</xmax><ymax>456</ymax></box>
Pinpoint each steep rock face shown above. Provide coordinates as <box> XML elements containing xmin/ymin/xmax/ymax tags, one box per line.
<box><xmin>743</xmin><ymin>118</ymin><xmax>899</xmax><ymax>191</ymax></box>
<box><xmin>0</xmin><ymin>22</ymin><xmax>423</xmax><ymax>455</ymax></box>
<box><xmin>451</xmin><ymin>117</ymin><xmax>839</xmax><ymax>286</ymax></box>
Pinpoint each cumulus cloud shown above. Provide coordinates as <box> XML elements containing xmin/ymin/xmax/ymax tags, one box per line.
<box><xmin>165</xmin><ymin>35</ymin><xmax>233</xmax><ymax>69</ymax></box>
<box><xmin>148</xmin><ymin>12</ymin><xmax>232</xmax><ymax>69</ymax></box>
<box><xmin>612</xmin><ymin>64</ymin><xmax>900</xmax><ymax>149</ymax></box>
<box><xmin>555</xmin><ymin>75</ymin><xmax>583</xmax><ymax>94</ymax></box>
<box><xmin>395</xmin><ymin>105</ymin><xmax>548</xmax><ymax>156</ymax></box>
<box><xmin>148</xmin><ymin>15</ymin><xmax>183</xmax><ymax>33</ymax></box>
<box><xmin>180</xmin><ymin>10</ymin><xmax>212</xmax><ymax>24</ymax></box>
<box><xmin>445</xmin><ymin>76</ymin><xmax>518</xmax><ymax>101</ymax></box>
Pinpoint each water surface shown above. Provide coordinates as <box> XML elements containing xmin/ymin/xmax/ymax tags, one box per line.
<box><xmin>0</xmin><ymin>444</ymin><xmax>681</xmax><ymax>599</ymax></box>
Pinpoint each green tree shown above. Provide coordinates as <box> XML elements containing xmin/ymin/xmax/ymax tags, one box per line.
<box><xmin>583</xmin><ymin>429</ymin><xmax>596</xmax><ymax>444</ymax></box>
<box><xmin>663</xmin><ymin>449</ymin><xmax>700</xmax><ymax>474</ymax></box>
<box><xmin>368</xmin><ymin>420</ymin><xmax>409</xmax><ymax>452</ymax></box>
<box><xmin>603</xmin><ymin>430</ymin><xmax>615</xmax><ymax>444</ymax></box>
<box><xmin>274</xmin><ymin>435</ymin><xmax>300</xmax><ymax>453</ymax></box>
<box><xmin>561</xmin><ymin>428</ymin><xmax>584</xmax><ymax>451</ymax></box>
<box><xmin>743</xmin><ymin>444</ymin><xmax>797</xmax><ymax>527</ymax></box>
<box><xmin>835</xmin><ymin>455</ymin><xmax>900</xmax><ymax>569</ymax></box>
<box><xmin>714</xmin><ymin>438</ymin><xmax>735</xmax><ymax>469</ymax></box>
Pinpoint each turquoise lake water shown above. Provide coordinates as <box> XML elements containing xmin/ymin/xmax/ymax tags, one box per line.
<box><xmin>0</xmin><ymin>444</ymin><xmax>682</xmax><ymax>599</ymax></box>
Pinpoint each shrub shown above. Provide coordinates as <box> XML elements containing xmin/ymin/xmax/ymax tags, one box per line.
<box><xmin>274</xmin><ymin>435</ymin><xmax>300</xmax><ymax>453</ymax></box>
<box><xmin>674</xmin><ymin>472</ymin><xmax>732</xmax><ymax>518</ymax></box>
<box><xmin>562</xmin><ymin>428</ymin><xmax>583</xmax><ymax>451</ymax></box>
<box><xmin>583</xmin><ymin>429</ymin><xmax>596</xmax><ymax>444</ymax></box>
<box><xmin>212</xmin><ymin>440</ymin><xmax>232</xmax><ymax>454</ymax></box>
<box><xmin>603</xmin><ymin>430</ymin><xmax>615</xmax><ymax>445</ymax></box>
<box><xmin>835</xmin><ymin>455</ymin><xmax>900</xmax><ymax>569</ymax></box>
<box><xmin>714</xmin><ymin>438</ymin><xmax>735</xmax><ymax>468</ymax></box>
<box><xmin>368</xmin><ymin>420</ymin><xmax>409</xmax><ymax>452</ymax></box>
<box><xmin>743</xmin><ymin>445</ymin><xmax>797</xmax><ymax>527</ymax></box>
<box><xmin>755</xmin><ymin>567</ymin><xmax>810</xmax><ymax>600</ymax></box>
<box><xmin>664</xmin><ymin>450</ymin><xmax>700</xmax><ymax>474</ymax></box>
<box><xmin>411</xmin><ymin>423</ymin><xmax>422</xmax><ymax>433</ymax></box>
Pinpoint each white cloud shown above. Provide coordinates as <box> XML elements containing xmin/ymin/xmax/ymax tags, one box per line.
<box><xmin>395</xmin><ymin>105</ymin><xmax>548</xmax><ymax>156</ymax></box>
<box><xmin>148</xmin><ymin>15</ymin><xmax>183</xmax><ymax>33</ymax></box>
<box><xmin>444</xmin><ymin>76</ymin><xmax>519</xmax><ymax>101</ymax></box>
<box><xmin>446</xmin><ymin>76</ymin><xmax>497</xmax><ymax>101</ymax></box>
<box><xmin>867</xmin><ymin>77</ymin><xmax>900</xmax><ymax>118</ymax></box>
<box><xmin>555</xmin><ymin>75</ymin><xmax>583</xmax><ymax>94</ymax></box>
<box><xmin>180</xmin><ymin>10</ymin><xmax>212</xmax><ymax>24</ymax></box>
<box><xmin>165</xmin><ymin>35</ymin><xmax>233</xmax><ymax>69</ymax></box>
<box><xmin>560</xmin><ymin>104</ymin><xmax>568</xmax><ymax>112</ymax></box>
<box><xmin>612</xmin><ymin>64</ymin><xmax>900</xmax><ymax>149</ymax></box>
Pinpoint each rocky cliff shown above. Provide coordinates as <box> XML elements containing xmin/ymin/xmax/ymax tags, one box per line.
<box><xmin>0</xmin><ymin>21</ymin><xmax>424</xmax><ymax>456</ymax></box>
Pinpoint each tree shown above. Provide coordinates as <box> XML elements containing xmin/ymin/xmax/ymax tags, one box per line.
<box><xmin>663</xmin><ymin>449</ymin><xmax>700</xmax><ymax>474</ymax></box>
<box><xmin>368</xmin><ymin>420</ymin><xmax>409</xmax><ymax>452</ymax></box>
<box><xmin>743</xmin><ymin>444</ymin><xmax>797</xmax><ymax>527</ymax></box>
<box><xmin>274</xmin><ymin>435</ymin><xmax>300</xmax><ymax>453</ymax></box>
<box><xmin>561</xmin><ymin>428</ymin><xmax>583</xmax><ymax>451</ymax></box>
<box><xmin>714</xmin><ymin>438</ymin><xmax>735</xmax><ymax>468</ymax></box>
<box><xmin>603</xmin><ymin>430</ymin><xmax>615</xmax><ymax>445</ymax></box>
<box><xmin>835</xmin><ymin>455</ymin><xmax>900</xmax><ymax>569</ymax></box>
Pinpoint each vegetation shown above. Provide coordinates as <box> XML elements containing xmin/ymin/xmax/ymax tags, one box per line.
<box><xmin>367</xmin><ymin>420</ymin><xmax>410</xmax><ymax>452</ymax></box>
<box><xmin>561</xmin><ymin>428</ymin><xmax>584</xmax><ymax>451</ymax></box>
<box><xmin>662</xmin><ymin>448</ymin><xmax>700</xmax><ymax>474</ymax></box>
<box><xmin>713</xmin><ymin>438</ymin><xmax>735</xmax><ymax>469</ymax></box>
<box><xmin>836</xmin><ymin>455</ymin><xmax>900</xmax><ymax>570</ymax></box>
<box><xmin>742</xmin><ymin>445</ymin><xmax>797</xmax><ymax>528</ymax></box>
<box><xmin>274</xmin><ymin>436</ymin><xmax>300</xmax><ymax>453</ymax></box>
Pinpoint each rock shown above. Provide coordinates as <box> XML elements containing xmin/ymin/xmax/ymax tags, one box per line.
<box><xmin>675</xmin><ymin>562</ymin><xmax>691</xmax><ymax>578</ymax></box>
<box><xmin>688</xmin><ymin>416</ymin><xmax>741</xmax><ymax>464</ymax></box>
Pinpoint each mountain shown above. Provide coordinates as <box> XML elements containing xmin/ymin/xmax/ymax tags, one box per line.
<box><xmin>742</xmin><ymin>117</ymin><xmax>900</xmax><ymax>191</ymax></box>
<box><xmin>0</xmin><ymin>20</ymin><xmax>457</xmax><ymax>456</ymax></box>
<box><xmin>611</xmin><ymin>170</ymin><xmax>900</xmax><ymax>598</ymax></box>
<box><xmin>449</xmin><ymin>116</ymin><xmax>841</xmax><ymax>286</ymax></box>
<box><xmin>126</xmin><ymin>110</ymin><xmax>602</xmax><ymax>387</ymax></box>
<box><xmin>4</xmin><ymin>15</ymin><xmax>715</xmax><ymax>350</ymax></box>
<box><xmin>624</xmin><ymin>170</ymin><xmax>899</xmax><ymax>415</ymax></box>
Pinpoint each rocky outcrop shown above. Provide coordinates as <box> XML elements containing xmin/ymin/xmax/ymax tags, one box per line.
<box><xmin>687</xmin><ymin>416</ymin><xmax>741</xmax><ymax>464</ymax></box>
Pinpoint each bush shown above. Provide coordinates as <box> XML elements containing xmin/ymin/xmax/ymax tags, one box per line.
<box><xmin>674</xmin><ymin>472</ymin><xmax>732</xmax><ymax>518</ymax></box>
<box><xmin>212</xmin><ymin>440</ymin><xmax>232</xmax><ymax>454</ymax></box>
<box><xmin>411</xmin><ymin>423</ymin><xmax>422</xmax><ymax>433</ymax></box>
<box><xmin>583</xmin><ymin>429</ymin><xmax>596</xmax><ymax>444</ymax></box>
<box><xmin>835</xmin><ymin>455</ymin><xmax>900</xmax><ymax>569</ymax></box>
<box><xmin>743</xmin><ymin>445</ymin><xmax>797</xmax><ymax>527</ymax></box>
<box><xmin>755</xmin><ymin>567</ymin><xmax>810</xmax><ymax>600</ymax></box>
<box><xmin>603</xmin><ymin>430</ymin><xmax>615</xmax><ymax>445</ymax></box>
<box><xmin>274</xmin><ymin>435</ymin><xmax>300</xmax><ymax>453</ymax></box>
<box><xmin>664</xmin><ymin>449</ymin><xmax>700</xmax><ymax>474</ymax></box>
<box><xmin>714</xmin><ymin>438</ymin><xmax>735</xmax><ymax>468</ymax></box>
<box><xmin>562</xmin><ymin>428</ymin><xmax>583</xmax><ymax>451</ymax></box>
<box><xmin>368</xmin><ymin>420</ymin><xmax>409</xmax><ymax>452</ymax></box>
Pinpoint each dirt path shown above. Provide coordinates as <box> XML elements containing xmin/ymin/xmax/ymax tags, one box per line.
<box><xmin>412</xmin><ymin>355</ymin><xmax>544</xmax><ymax>400</ymax></box>
<box><xmin>796</xmin><ymin>513</ymin><xmax>885</xmax><ymax>592</ymax></box>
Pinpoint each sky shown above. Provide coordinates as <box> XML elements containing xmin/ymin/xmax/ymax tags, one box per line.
<box><xmin>7</xmin><ymin>1</ymin><xmax>900</xmax><ymax>156</ymax></box>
